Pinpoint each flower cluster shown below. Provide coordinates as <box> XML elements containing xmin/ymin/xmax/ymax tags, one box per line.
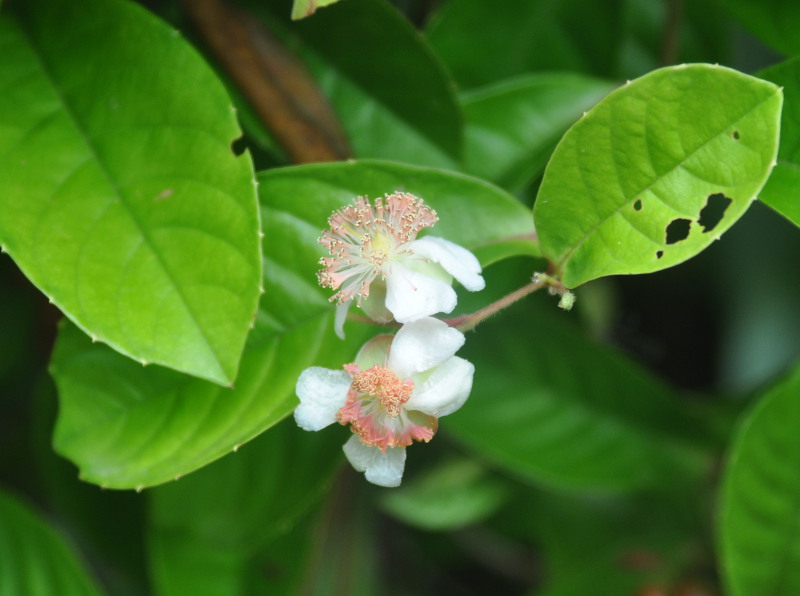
<box><xmin>295</xmin><ymin>192</ymin><xmax>484</xmax><ymax>487</ymax></box>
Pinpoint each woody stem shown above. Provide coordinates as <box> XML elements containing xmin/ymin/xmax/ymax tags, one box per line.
<box><xmin>445</xmin><ymin>277</ymin><xmax>549</xmax><ymax>333</ymax></box>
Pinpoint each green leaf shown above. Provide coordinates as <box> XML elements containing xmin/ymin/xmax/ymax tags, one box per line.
<box><xmin>719</xmin><ymin>0</ymin><xmax>800</xmax><ymax>56</ymax></box>
<box><xmin>50</xmin><ymin>159</ymin><xmax>531</xmax><ymax>489</ymax></box>
<box><xmin>291</xmin><ymin>0</ymin><xmax>342</xmax><ymax>20</ymax></box>
<box><xmin>0</xmin><ymin>490</ymin><xmax>105</xmax><ymax>596</ymax></box>
<box><xmin>381</xmin><ymin>458</ymin><xmax>509</xmax><ymax>531</ymax></box>
<box><xmin>719</xmin><ymin>364</ymin><xmax>800</xmax><ymax>595</ymax></box>
<box><xmin>446</xmin><ymin>300</ymin><xmax>710</xmax><ymax>492</ymax></box>
<box><xmin>0</xmin><ymin>0</ymin><xmax>261</xmax><ymax>385</ymax></box>
<box><xmin>258</xmin><ymin>0</ymin><xmax>461</xmax><ymax>164</ymax></box>
<box><xmin>534</xmin><ymin>64</ymin><xmax>781</xmax><ymax>288</ymax></box>
<box><xmin>148</xmin><ymin>419</ymin><xmax>343</xmax><ymax>596</ymax></box>
<box><xmin>461</xmin><ymin>73</ymin><xmax>616</xmax><ymax>192</ymax></box>
<box><xmin>758</xmin><ymin>57</ymin><xmax>800</xmax><ymax>227</ymax></box>
<box><xmin>426</xmin><ymin>0</ymin><xmax>624</xmax><ymax>90</ymax></box>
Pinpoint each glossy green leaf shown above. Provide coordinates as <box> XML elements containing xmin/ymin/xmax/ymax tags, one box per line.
<box><xmin>426</xmin><ymin>0</ymin><xmax>623</xmax><ymax>90</ymax></box>
<box><xmin>50</xmin><ymin>160</ymin><xmax>533</xmax><ymax>489</ymax></box>
<box><xmin>462</xmin><ymin>73</ymin><xmax>616</xmax><ymax>192</ymax></box>
<box><xmin>719</xmin><ymin>0</ymin><xmax>800</xmax><ymax>56</ymax></box>
<box><xmin>719</xmin><ymin>365</ymin><xmax>800</xmax><ymax>595</ymax></box>
<box><xmin>257</xmin><ymin>0</ymin><xmax>461</xmax><ymax>164</ymax></box>
<box><xmin>291</xmin><ymin>0</ymin><xmax>342</xmax><ymax>20</ymax></box>
<box><xmin>303</xmin><ymin>55</ymin><xmax>458</xmax><ymax>170</ymax></box>
<box><xmin>381</xmin><ymin>458</ymin><xmax>509</xmax><ymax>531</ymax></box>
<box><xmin>0</xmin><ymin>0</ymin><xmax>261</xmax><ymax>385</ymax></box>
<box><xmin>534</xmin><ymin>64</ymin><xmax>781</xmax><ymax>288</ymax></box>
<box><xmin>0</xmin><ymin>490</ymin><xmax>105</xmax><ymax>596</ymax></box>
<box><xmin>758</xmin><ymin>57</ymin><xmax>800</xmax><ymax>227</ymax></box>
<box><xmin>447</xmin><ymin>300</ymin><xmax>710</xmax><ymax>492</ymax></box>
<box><xmin>148</xmin><ymin>419</ymin><xmax>343</xmax><ymax>596</ymax></box>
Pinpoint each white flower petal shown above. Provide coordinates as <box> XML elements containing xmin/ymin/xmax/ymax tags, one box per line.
<box><xmin>387</xmin><ymin>317</ymin><xmax>465</xmax><ymax>379</ymax></box>
<box><xmin>406</xmin><ymin>356</ymin><xmax>474</xmax><ymax>417</ymax></box>
<box><xmin>343</xmin><ymin>436</ymin><xmax>406</xmax><ymax>487</ymax></box>
<box><xmin>384</xmin><ymin>262</ymin><xmax>457</xmax><ymax>323</ymax></box>
<box><xmin>334</xmin><ymin>300</ymin><xmax>351</xmax><ymax>340</ymax></box>
<box><xmin>294</xmin><ymin>367</ymin><xmax>351</xmax><ymax>431</ymax></box>
<box><xmin>411</xmin><ymin>236</ymin><xmax>485</xmax><ymax>292</ymax></box>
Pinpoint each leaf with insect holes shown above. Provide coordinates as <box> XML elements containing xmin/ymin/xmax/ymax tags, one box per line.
<box><xmin>0</xmin><ymin>0</ymin><xmax>261</xmax><ymax>385</ymax></box>
<box><xmin>534</xmin><ymin>64</ymin><xmax>782</xmax><ymax>288</ymax></box>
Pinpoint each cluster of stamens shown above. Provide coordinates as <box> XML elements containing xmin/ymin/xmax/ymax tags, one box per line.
<box><xmin>317</xmin><ymin>193</ymin><xmax>438</xmax><ymax>305</ymax></box>
<box><xmin>337</xmin><ymin>364</ymin><xmax>436</xmax><ymax>451</ymax></box>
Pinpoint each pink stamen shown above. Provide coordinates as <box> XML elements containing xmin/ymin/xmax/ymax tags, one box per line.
<box><xmin>338</xmin><ymin>364</ymin><xmax>437</xmax><ymax>451</ymax></box>
<box><xmin>317</xmin><ymin>193</ymin><xmax>438</xmax><ymax>305</ymax></box>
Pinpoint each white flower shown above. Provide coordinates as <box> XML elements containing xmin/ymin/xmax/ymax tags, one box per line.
<box><xmin>294</xmin><ymin>317</ymin><xmax>474</xmax><ymax>487</ymax></box>
<box><xmin>317</xmin><ymin>192</ymin><xmax>485</xmax><ymax>338</ymax></box>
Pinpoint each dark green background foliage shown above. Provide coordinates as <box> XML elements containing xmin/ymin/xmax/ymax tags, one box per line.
<box><xmin>0</xmin><ymin>0</ymin><xmax>799</xmax><ymax>594</ymax></box>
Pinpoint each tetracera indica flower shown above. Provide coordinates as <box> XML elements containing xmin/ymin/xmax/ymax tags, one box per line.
<box><xmin>317</xmin><ymin>192</ymin><xmax>485</xmax><ymax>337</ymax></box>
<box><xmin>294</xmin><ymin>317</ymin><xmax>474</xmax><ymax>487</ymax></box>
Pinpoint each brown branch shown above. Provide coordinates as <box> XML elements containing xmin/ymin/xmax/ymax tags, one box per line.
<box><xmin>661</xmin><ymin>0</ymin><xmax>683</xmax><ymax>66</ymax></box>
<box><xmin>182</xmin><ymin>0</ymin><xmax>351</xmax><ymax>163</ymax></box>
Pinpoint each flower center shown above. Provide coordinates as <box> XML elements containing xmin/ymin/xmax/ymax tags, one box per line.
<box><xmin>338</xmin><ymin>363</ymin><xmax>436</xmax><ymax>451</ymax></box>
<box><xmin>350</xmin><ymin>366</ymin><xmax>413</xmax><ymax>417</ymax></box>
<box><xmin>317</xmin><ymin>193</ymin><xmax>438</xmax><ymax>305</ymax></box>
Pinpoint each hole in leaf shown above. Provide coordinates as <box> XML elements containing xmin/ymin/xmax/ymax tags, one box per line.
<box><xmin>698</xmin><ymin>193</ymin><xmax>732</xmax><ymax>233</ymax></box>
<box><xmin>665</xmin><ymin>218</ymin><xmax>691</xmax><ymax>245</ymax></box>
<box><xmin>633</xmin><ymin>199</ymin><xmax>642</xmax><ymax>211</ymax></box>
<box><xmin>732</xmin><ymin>130</ymin><xmax>740</xmax><ymax>140</ymax></box>
<box><xmin>231</xmin><ymin>136</ymin><xmax>247</xmax><ymax>156</ymax></box>
<box><xmin>656</xmin><ymin>250</ymin><xmax>664</xmax><ymax>259</ymax></box>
